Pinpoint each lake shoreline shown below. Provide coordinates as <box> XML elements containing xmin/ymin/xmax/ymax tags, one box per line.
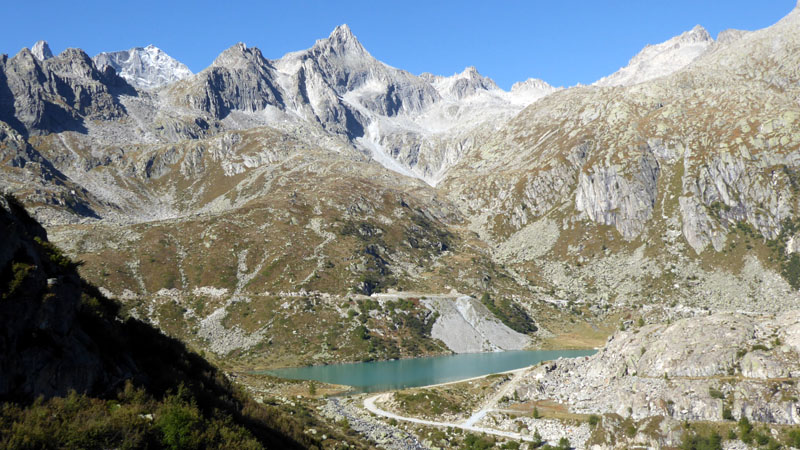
<box><xmin>255</xmin><ymin>349</ymin><xmax>597</xmax><ymax>394</ymax></box>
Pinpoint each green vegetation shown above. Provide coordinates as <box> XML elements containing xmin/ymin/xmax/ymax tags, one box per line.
<box><xmin>722</xmin><ymin>407</ymin><xmax>734</xmax><ymax>421</ymax></box>
<box><xmin>738</xmin><ymin>416</ymin><xmax>753</xmax><ymax>443</ymax></box>
<box><xmin>529</xmin><ymin>434</ymin><xmax>571</xmax><ymax>450</ymax></box>
<box><xmin>680</xmin><ymin>431</ymin><xmax>722</xmax><ymax>450</ymax></box>
<box><xmin>354</xmin><ymin>324</ymin><xmax>369</xmax><ymax>341</ymax></box>
<box><xmin>1</xmin><ymin>385</ymin><xmax>254</xmax><ymax>449</ymax></box>
<box><xmin>394</xmin><ymin>389</ymin><xmax>466</xmax><ymax>416</ymax></box>
<box><xmin>782</xmin><ymin>254</ymin><xmax>800</xmax><ymax>290</ymax></box>
<box><xmin>2</xmin><ymin>262</ymin><xmax>34</xmax><ymax>299</ymax></box>
<box><xmin>480</xmin><ymin>293</ymin><xmax>538</xmax><ymax>334</ymax></box>
<box><xmin>532</xmin><ymin>429</ymin><xmax>543</xmax><ymax>447</ymax></box>
<box><xmin>338</xmin><ymin>211</ymin><xmax>454</xmax><ymax>295</ymax></box>
<box><xmin>765</xmin><ymin>216</ymin><xmax>800</xmax><ymax>289</ymax></box>
<box><xmin>462</xmin><ymin>433</ymin><xmax>497</xmax><ymax>450</ymax></box>
<box><xmin>708</xmin><ymin>201</ymin><xmax>732</xmax><ymax>218</ymax></box>
<box><xmin>34</xmin><ymin>235</ymin><xmax>79</xmax><ymax>270</ymax></box>
<box><xmin>789</xmin><ymin>429</ymin><xmax>800</xmax><ymax>447</ymax></box>
<box><xmin>0</xmin><ymin>379</ymin><xmax>364</xmax><ymax>450</ymax></box>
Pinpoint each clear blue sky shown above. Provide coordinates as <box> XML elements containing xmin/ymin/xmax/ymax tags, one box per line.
<box><xmin>1</xmin><ymin>1</ymin><xmax>795</xmax><ymax>89</ymax></box>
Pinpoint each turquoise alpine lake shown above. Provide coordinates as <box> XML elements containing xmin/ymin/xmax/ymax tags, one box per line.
<box><xmin>259</xmin><ymin>349</ymin><xmax>596</xmax><ymax>393</ymax></box>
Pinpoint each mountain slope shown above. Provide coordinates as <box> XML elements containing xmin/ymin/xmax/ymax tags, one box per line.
<box><xmin>0</xmin><ymin>194</ymin><xmax>368</xmax><ymax>448</ymax></box>
<box><xmin>595</xmin><ymin>25</ymin><xmax>714</xmax><ymax>87</ymax></box>
<box><xmin>438</xmin><ymin>4</ymin><xmax>800</xmax><ymax>312</ymax></box>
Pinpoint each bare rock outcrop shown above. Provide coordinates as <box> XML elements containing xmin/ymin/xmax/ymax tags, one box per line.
<box><xmin>517</xmin><ymin>311</ymin><xmax>800</xmax><ymax>425</ymax></box>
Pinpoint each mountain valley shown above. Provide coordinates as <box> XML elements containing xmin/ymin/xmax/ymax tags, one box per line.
<box><xmin>2</xmin><ymin>3</ymin><xmax>800</xmax><ymax>448</ymax></box>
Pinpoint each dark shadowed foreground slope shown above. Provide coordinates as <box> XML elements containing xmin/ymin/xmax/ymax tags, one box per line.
<box><xmin>0</xmin><ymin>194</ymin><xmax>362</xmax><ymax>449</ymax></box>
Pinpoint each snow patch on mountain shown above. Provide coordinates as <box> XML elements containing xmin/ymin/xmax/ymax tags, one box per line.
<box><xmin>94</xmin><ymin>45</ymin><xmax>192</xmax><ymax>89</ymax></box>
<box><xmin>595</xmin><ymin>25</ymin><xmax>714</xmax><ymax>87</ymax></box>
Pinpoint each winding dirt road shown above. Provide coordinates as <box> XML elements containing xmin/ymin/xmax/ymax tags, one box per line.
<box><xmin>362</xmin><ymin>369</ymin><xmax>536</xmax><ymax>443</ymax></box>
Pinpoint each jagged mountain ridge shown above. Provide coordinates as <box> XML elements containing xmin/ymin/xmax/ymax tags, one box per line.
<box><xmin>6</xmin><ymin>26</ymin><xmax>559</xmax><ymax>187</ymax></box>
<box><xmin>4</xmin><ymin>17</ymin><xmax>777</xmax><ymax>191</ymax></box>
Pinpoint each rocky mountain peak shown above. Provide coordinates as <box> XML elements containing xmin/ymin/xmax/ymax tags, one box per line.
<box><xmin>329</xmin><ymin>24</ymin><xmax>355</xmax><ymax>42</ymax></box>
<box><xmin>683</xmin><ymin>24</ymin><xmax>713</xmax><ymax>43</ymax></box>
<box><xmin>171</xmin><ymin>41</ymin><xmax>282</xmax><ymax>119</ymax></box>
<box><xmin>31</xmin><ymin>40</ymin><xmax>53</xmax><ymax>61</ymax></box>
<box><xmin>2</xmin><ymin>44</ymin><xmax>129</xmax><ymax>135</ymax></box>
<box><xmin>459</xmin><ymin>66</ymin><xmax>494</xmax><ymax>84</ymax></box>
<box><xmin>506</xmin><ymin>77</ymin><xmax>560</xmax><ymax>105</ymax></box>
<box><xmin>10</xmin><ymin>47</ymin><xmax>38</xmax><ymax>65</ymax></box>
<box><xmin>312</xmin><ymin>24</ymin><xmax>368</xmax><ymax>58</ymax></box>
<box><xmin>628</xmin><ymin>25</ymin><xmax>712</xmax><ymax>65</ymax></box>
<box><xmin>48</xmin><ymin>48</ymin><xmax>98</xmax><ymax>77</ymax></box>
<box><xmin>212</xmin><ymin>42</ymin><xmax>270</xmax><ymax>70</ymax></box>
<box><xmin>93</xmin><ymin>44</ymin><xmax>192</xmax><ymax>89</ymax></box>
<box><xmin>434</xmin><ymin>66</ymin><xmax>500</xmax><ymax>99</ymax></box>
<box><xmin>510</xmin><ymin>78</ymin><xmax>554</xmax><ymax>92</ymax></box>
